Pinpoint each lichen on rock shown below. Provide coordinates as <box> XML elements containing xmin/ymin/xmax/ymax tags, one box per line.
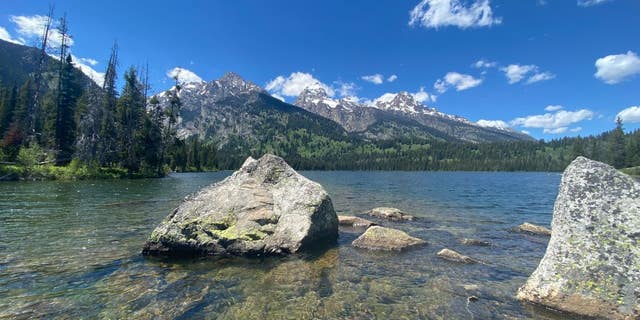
<box><xmin>517</xmin><ymin>157</ymin><xmax>640</xmax><ymax>319</ymax></box>
<box><xmin>143</xmin><ymin>154</ymin><xmax>339</xmax><ymax>257</ymax></box>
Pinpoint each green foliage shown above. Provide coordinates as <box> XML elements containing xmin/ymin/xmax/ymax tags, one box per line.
<box><xmin>17</xmin><ymin>143</ymin><xmax>46</xmax><ymax>167</ymax></box>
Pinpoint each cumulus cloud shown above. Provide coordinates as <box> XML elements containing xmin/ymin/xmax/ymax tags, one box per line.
<box><xmin>387</xmin><ymin>74</ymin><xmax>398</xmax><ymax>82</ymax></box>
<box><xmin>477</xmin><ymin>119</ymin><xmax>510</xmax><ymax>129</ymax></box>
<box><xmin>526</xmin><ymin>71</ymin><xmax>556</xmax><ymax>84</ymax></box>
<box><xmin>473</xmin><ymin>59</ymin><xmax>497</xmax><ymax>68</ymax></box>
<box><xmin>578</xmin><ymin>0</ymin><xmax>612</xmax><ymax>7</ymax></box>
<box><xmin>10</xmin><ymin>15</ymin><xmax>73</xmax><ymax>48</ymax></box>
<box><xmin>409</xmin><ymin>0</ymin><xmax>502</xmax><ymax>29</ymax></box>
<box><xmin>617</xmin><ymin>106</ymin><xmax>640</xmax><ymax>123</ymax></box>
<box><xmin>361</xmin><ymin>74</ymin><xmax>384</xmax><ymax>85</ymax></box>
<box><xmin>501</xmin><ymin>64</ymin><xmax>555</xmax><ymax>84</ymax></box>
<box><xmin>77</xmin><ymin>57</ymin><xmax>98</xmax><ymax>66</ymax></box>
<box><xmin>544</xmin><ymin>105</ymin><xmax>563</xmax><ymax>112</ymax></box>
<box><xmin>434</xmin><ymin>72</ymin><xmax>482</xmax><ymax>93</ymax></box>
<box><xmin>511</xmin><ymin>109</ymin><xmax>594</xmax><ymax>134</ymax></box>
<box><xmin>335</xmin><ymin>81</ymin><xmax>358</xmax><ymax>97</ymax></box>
<box><xmin>0</xmin><ymin>26</ymin><xmax>23</xmax><ymax>44</ymax></box>
<box><xmin>412</xmin><ymin>87</ymin><xmax>437</xmax><ymax>103</ymax></box>
<box><xmin>266</xmin><ymin>72</ymin><xmax>335</xmax><ymax>97</ymax></box>
<box><xmin>594</xmin><ymin>51</ymin><xmax>640</xmax><ymax>84</ymax></box>
<box><xmin>166</xmin><ymin>67</ymin><xmax>204</xmax><ymax>84</ymax></box>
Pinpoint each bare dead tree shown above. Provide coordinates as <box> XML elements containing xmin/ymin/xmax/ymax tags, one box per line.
<box><xmin>28</xmin><ymin>5</ymin><xmax>54</xmax><ymax>143</ymax></box>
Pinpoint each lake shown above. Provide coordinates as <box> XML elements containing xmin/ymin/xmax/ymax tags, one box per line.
<box><xmin>0</xmin><ymin>171</ymin><xmax>575</xmax><ymax>319</ymax></box>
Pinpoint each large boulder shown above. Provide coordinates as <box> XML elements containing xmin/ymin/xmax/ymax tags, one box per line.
<box><xmin>143</xmin><ymin>154</ymin><xmax>339</xmax><ymax>256</ymax></box>
<box><xmin>517</xmin><ymin>157</ymin><xmax>640</xmax><ymax>319</ymax></box>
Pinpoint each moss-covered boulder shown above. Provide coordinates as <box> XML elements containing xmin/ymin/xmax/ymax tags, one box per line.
<box><xmin>143</xmin><ymin>154</ymin><xmax>338</xmax><ymax>256</ymax></box>
<box><xmin>517</xmin><ymin>157</ymin><xmax>640</xmax><ymax>319</ymax></box>
<box><xmin>352</xmin><ymin>226</ymin><xmax>425</xmax><ymax>251</ymax></box>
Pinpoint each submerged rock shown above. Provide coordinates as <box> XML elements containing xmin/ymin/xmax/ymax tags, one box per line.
<box><xmin>436</xmin><ymin>248</ymin><xmax>477</xmax><ymax>264</ymax></box>
<box><xmin>366</xmin><ymin>207</ymin><xmax>415</xmax><ymax>221</ymax></box>
<box><xmin>352</xmin><ymin>226</ymin><xmax>425</xmax><ymax>251</ymax></box>
<box><xmin>517</xmin><ymin>157</ymin><xmax>640</xmax><ymax>319</ymax></box>
<box><xmin>459</xmin><ymin>238</ymin><xmax>491</xmax><ymax>246</ymax></box>
<box><xmin>514</xmin><ymin>222</ymin><xmax>551</xmax><ymax>236</ymax></box>
<box><xmin>338</xmin><ymin>215</ymin><xmax>375</xmax><ymax>228</ymax></box>
<box><xmin>142</xmin><ymin>154</ymin><xmax>339</xmax><ymax>256</ymax></box>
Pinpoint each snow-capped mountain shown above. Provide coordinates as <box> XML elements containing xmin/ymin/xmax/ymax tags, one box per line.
<box><xmin>294</xmin><ymin>87</ymin><xmax>531</xmax><ymax>143</ymax></box>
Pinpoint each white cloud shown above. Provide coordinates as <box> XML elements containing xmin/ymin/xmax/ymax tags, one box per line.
<box><xmin>617</xmin><ymin>106</ymin><xmax>640</xmax><ymax>123</ymax></box>
<box><xmin>521</xmin><ymin>130</ymin><xmax>530</xmax><ymax>135</ymax></box>
<box><xmin>71</xmin><ymin>54</ymin><xmax>105</xmax><ymax>87</ymax></box>
<box><xmin>570</xmin><ymin>127</ymin><xmax>583</xmax><ymax>133</ymax></box>
<box><xmin>412</xmin><ymin>87</ymin><xmax>437</xmax><ymax>103</ymax></box>
<box><xmin>265</xmin><ymin>72</ymin><xmax>335</xmax><ymax>97</ymax></box>
<box><xmin>434</xmin><ymin>72</ymin><xmax>482</xmax><ymax>93</ymax></box>
<box><xmin>387</xmin><ymin>74</ymin><xmax>398</xmax><ymax>82</ymax></box>
<box><xmin>501</xmin><ymin>64</ymin><xmax>555</xmax><ymax>84</ymax></box>
<box><xmin>526</xmin><ymin>71</ymin><xmax>556</xmax><ymax>84</ymax></box>
<box><xmin>166</xmin><ymin>67</ymin><xmax>204</xmax><ymax>84</ymax></box>
<box><xmin>409</xmin><ymin>0</ymin><xmax>502</xmax><ymax>29</ymax></box>
<box><xmin>336</xmin><ymin>81</ymin><xmax>358</xmax><ymax>97</ymax></box>
<box><xmin>361</xmin><ymin>74</ymin><xmax>384</xmax><ymax>85</ymax></box>
<box><xmin>501</xmin><ymin>64</ymin><xmax>536</xmax><ymax>84</ymax></box>
<box><xmin>594</xmin><ymin>51</ymin><xmax>640</xmax><ymax>84</ymax></box>
<box><xmin>10</xmin><ymin>15</ymin><xmax>73</xmax><ymax>48</ymax></box>
<box><xmin>544</xmin><ymin>105</ymin><xmax>563</xmax><ymax>112</ymax></box>
<box><xmin>477</xmin><ymin>119</ymin><xmax>510</xmax><ymax>129</ymax></box>
<box><xmin>473</xmin><ymin>59</ymin><xmax>497</xmax><ymax>68</ymax></box>
<box><xmin>511</xmin><ymin>109</ymin><xmax>595</xmax><ymax>134</ymax></box>
<box><xmin>0</xmin><ymin>26</ymin><xmax>24</xmax><ymax>44</ymax></box>
<box><xmin>77</xmin><ymin>57</ymin><xmax>98</xmax><ymax>66</ymax></box>
<box><xmin>578</xmin><ymin>0</ymin><xmax>612</xmax><ymax>7</ymax></box>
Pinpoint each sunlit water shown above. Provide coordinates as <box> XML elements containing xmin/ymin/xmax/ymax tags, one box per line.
<box><xmin>0</xmin><ymin>171</ymin><xmax>576</xmax><ymax>319</ymax></box>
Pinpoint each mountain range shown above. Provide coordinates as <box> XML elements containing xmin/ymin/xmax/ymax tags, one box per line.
<box><xmin>154</xmin><ymin>72</ymin><xmax>532</xmax><ymax>146</ymax></box>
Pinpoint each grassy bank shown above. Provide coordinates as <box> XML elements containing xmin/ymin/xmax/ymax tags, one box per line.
<box><xmin>0</xmin><ymin>161</ymin><xmax>165</xmax><ymax>181</ymax></box>
<box><xmin>621</xmin><ymin>166</ymin><xmax>640</xmax><ymax>177</ymax></box>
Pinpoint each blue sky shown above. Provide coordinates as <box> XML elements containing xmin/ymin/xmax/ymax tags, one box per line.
<box><xmin>1</xmin><ymin>0</ymin><xmax>639</xmax><ymax>139</ymax></box>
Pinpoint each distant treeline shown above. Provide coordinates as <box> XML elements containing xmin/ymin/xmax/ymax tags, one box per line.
<box><xmin>169</xmin><ymin>120</ymin><xmax>639</xmax><ymax>172</ymax></box>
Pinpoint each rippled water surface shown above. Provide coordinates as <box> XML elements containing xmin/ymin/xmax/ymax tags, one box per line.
<box><xmin>0</xmin><ymin>171</ymin><xmax>572</xmax><ymax>319</ymax></box>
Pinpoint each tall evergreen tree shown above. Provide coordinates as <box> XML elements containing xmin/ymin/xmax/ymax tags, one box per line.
<box><xmin>98</xmin><ymin>43</ymin><xmax>119</xmax><ymax>166</ymax></box>
<box><xmin>54</xmin><ymin>54</ymin><xmax>80</xmax><ymax>165</ymax></box>
<box><xmin>610</xmin><ymin>117</ymin><xmax>626</xmax><ymax>168</ymax></box>
<box><xmin>0</xmin><ymin>86</ymin><xmax>17</xmax><ymax>138</ymax></box>
<box><xmin>116</xmin><ymin>67</ymin><xmax>145</xmax><ymax>174</ymax></box>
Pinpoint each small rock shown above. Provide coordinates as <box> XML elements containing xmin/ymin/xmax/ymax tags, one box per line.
<box><xmin>352</xmin><ymin>226</ymin><xmax>425</xmax><ymax>251</ymax></box>
<box><xmin>366</xmin><ymin>207</ymin><xmax>415</xmax><ymax>221</ymax></box>
<box><xmin>514</xmin><ymin>222</ymin><xmax>551</xmax><ymax>236</ymax></box>
<box><xmin>468</xmin><ymin>296</ymin><xmax>479</xmax><ymax>302</ymax></box>
<box><xmin>459</xmin><ymin>238</ymin><xmax>491</xmax><ymax>246</ymax></box>
<box><xmin>338</xmin><ymin>215</ymin><xmax>375</xmax><ymax>228</ymax></box>
<box><xmin>436</xmin><ymin>248</ymin><xmax>477</xmax><ymax>264</ymax></box>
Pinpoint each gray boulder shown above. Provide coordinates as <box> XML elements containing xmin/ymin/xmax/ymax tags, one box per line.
<box><xmin>338</xmin><ymin>215</ymin><xmax>376</xmax><ymax>228</ymax></box>
<box><xmin>517</xmin><ymin>157</ymin><xmax>640</xmax><ymax>319</ymax></box>
<box><xmin>366</xmin><ymin>207</ymin><xmax>415</xmax><ymax>221</ymax></box>
<box><xmin>143</xmin><ymin>154</ymin><xmax>339</xmax><ymax>256</ymax></box>
<box><xmin>352</xmin><ymin>226</ymin><xmax>425</xmax><ymax>251</ymax></box>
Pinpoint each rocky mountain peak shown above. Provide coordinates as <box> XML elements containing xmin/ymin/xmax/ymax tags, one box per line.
<box><xmin>373</xmin><ymin>91</ymin><xmax>423</xmax><ymax>114</ymax></box>
<box><xmin>215</xmin><ymin>72</ymin><xmax>264</xmax><ymax>94</ymax></box>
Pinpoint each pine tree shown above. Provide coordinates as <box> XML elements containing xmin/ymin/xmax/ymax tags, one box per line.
<box><xmin>0</xmin><ymin>86</ymin><xmax>17</xmax><ymax>138</ymax></box>
<box><xmin>610</xmin><ymin>117</ymin><xmax>626</xmax><ymax>168</ymax></box>
<box><xmin>116</xmin><ymin>67</ymin><xmax>145</xmax><ymax>174</ymax></box>
<box><xmin>54</xmin><ymin>54</ymin><xmax>80</xmax><ymax>165</ymax></box>
<box><xmin>98</xmin><ymin>43</ymin><xmax>119</xmax><ymax>166</ymax></box>
<box><xmin>75</xmin><ymin>88</ymin><xmax>103</xmax><ymax>164</ymax></box>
